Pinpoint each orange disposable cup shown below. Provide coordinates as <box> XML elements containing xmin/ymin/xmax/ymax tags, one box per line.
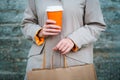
<box><xmin>46</xmin><ymin>6</ymin><xmax>63</xmax><ymax>29</ymax></box>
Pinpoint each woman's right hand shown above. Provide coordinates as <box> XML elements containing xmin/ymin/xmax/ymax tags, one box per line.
<box><xmin>38</xmin><ymin>19</ymin><xmax>61</xmax><ymax>38</ymax></box>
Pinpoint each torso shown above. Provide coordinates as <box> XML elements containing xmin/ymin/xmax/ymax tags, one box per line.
<box><xmin>29</xmin><ymin>0</ymin><xmax>93</xmax><ymax>67</ymax></box>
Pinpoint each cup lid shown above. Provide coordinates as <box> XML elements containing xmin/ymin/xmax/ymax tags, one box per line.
<box><xmin>46</xmin><ymin>6</ymin><xmax>63</xmax><ymax>12</ymax></box>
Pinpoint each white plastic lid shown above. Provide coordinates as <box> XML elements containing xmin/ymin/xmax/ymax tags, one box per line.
<box><xmin>46</xmin><ymin>6</ymin><xmax>63</xmax><ymax>12</ymax></box>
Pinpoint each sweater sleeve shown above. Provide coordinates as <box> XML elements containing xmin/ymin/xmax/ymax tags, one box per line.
<box><xmin>68</xmin><ymin>0</ymin><xmax>106</xmax><ymax>50</ymax></box>
<box><xmin>34</xmin><ymin>29</ymin><xmax>45</xmax><ymax>46</ymax></box>
<box><xmin>21</xmin><ymin>0</ymin><xmax>44</xmax><ymax>45</ymax></box>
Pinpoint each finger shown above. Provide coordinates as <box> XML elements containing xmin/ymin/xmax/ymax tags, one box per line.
<box><xmin>46</xmin><ymin>19</ymin><xmax>56</xmax><ymax>24</ymax></box>
<box><xmin>61</xmin><ymin>44</ymin><xmax>69</xmax><ymax>53</ymax></box>
<box><xmin>45</xmin><ymin>28</ymin><xmax>61</xmax><ymax>33</ymax></box>
<box><xmin>43</xmin><ymin>27</ymin><xmax>61</xmax><ymax>34</ymax></box>
<box><xmin>46</xmin><ymin>25</ymin><xmax>61</xmax><ymax>29</ymax></box>
<box><xmin>53</xmin><ymin>39</ymin><xmax>66</xmax><ymax>51</ymax></box>
<box><xmin>61</xmin><ymin>46</ymin><xmax>71</xmax><ymax>54</ymax></box>
<box><xmin>58</xmin><ymin>42</ymin><xmax>66</xmax><ymax>51</ymax></box>
<box><xmin>43</xmin><ymin>32</ymin><xmax>59</xmax><ymax>36</ymax></box>
<box><xmin>55</xmin><ymin>40</ymin><xmax>63</xmax><ymax>50</ymax></box>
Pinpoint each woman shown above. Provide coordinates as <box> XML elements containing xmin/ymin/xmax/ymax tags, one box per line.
<box><xmin>22</xmin><ymin>0</ymin><xmax>106</xmax><ymax>80</ymax></box>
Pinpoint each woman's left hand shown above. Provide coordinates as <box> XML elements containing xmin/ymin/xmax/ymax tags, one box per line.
<box><xmin>53</xmin><ymin>38</ymin><xmax>74</xmax><ymax>54</ymax></box>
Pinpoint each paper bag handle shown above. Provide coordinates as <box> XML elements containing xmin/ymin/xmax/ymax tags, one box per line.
<box><xmin>42</xmin><ymin>49</ymin><xmax>67</xmax><ymax>69</ymax></box>
<box><xmin>42</xmin><ymin>48</ymin><xmax>89</xmax><ymax>69</ymax></box>
<box><xmin>42</xmin><ymin>48</ymin><xmax>46</xmax><ymax>69</ymax></box>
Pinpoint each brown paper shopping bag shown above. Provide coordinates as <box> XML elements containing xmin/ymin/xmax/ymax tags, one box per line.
<box><xmin>27</xmin><ymin>50</ymin><xmax>97</xmax><ymax>80</ymax></box>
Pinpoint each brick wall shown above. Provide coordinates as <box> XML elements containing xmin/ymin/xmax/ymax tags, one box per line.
<box><xmin>0</xmin><ymin>0</ymin><xmax>120</xmax><ymax>80</ymax></box>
